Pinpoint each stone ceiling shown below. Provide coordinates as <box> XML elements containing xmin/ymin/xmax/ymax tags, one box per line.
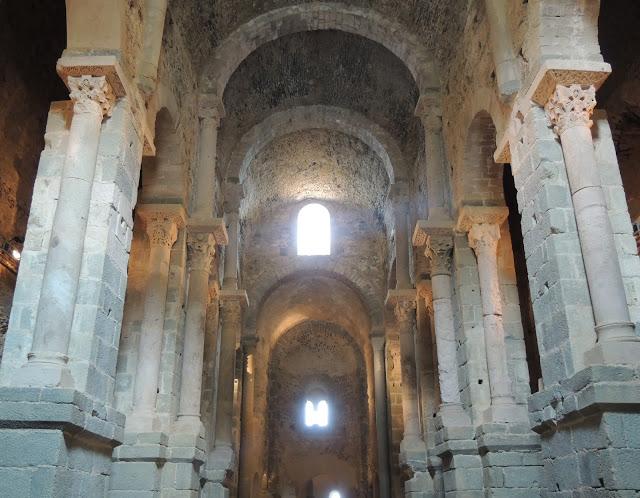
<box><xmin>171</xmin><ymin>0</ymin><xmax>469</xmax><ymax>73</ymax></box>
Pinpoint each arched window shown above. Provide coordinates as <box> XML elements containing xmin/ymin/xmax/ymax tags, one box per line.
<box><xmin>297</xmin><ymin>203</ymin><xmax>331</xmax><ymax>255</ymax></box>
<box><xmin>304</xmin><ymin>399</ymin><xmax>329</xmax><ymax>427</ymax></box>
<box><xmin>329</xmin><ymin>491</ymin><xmax>341</xmax><ymax>498</ymax></box>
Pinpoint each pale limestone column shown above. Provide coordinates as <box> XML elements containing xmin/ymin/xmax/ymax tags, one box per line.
<box><xmin>210</xmin><ymin>290</ymin><xmax>247</xmax><ymax>476</ymax></box>
<box><xmin>238</xmin><ymin>335</ymin><xmax>259</xmax><ymax>498</ymax></box>
<box><xmin>422</xmin><ymin>235</ymin><xmax>470</xmax><ymax>426</ymax></box>
<box><xmin>387</xmin><ymin>291</ymin><xmax>426</xmax><ymax>471</ymax></box>
<box><xmin>545</xmin><ymin>84</ymin><xmax>640</xmax><ymax>364</ymax></box>
<box><xmin>193</xmin><ymin>97</ymin><xmax>224</xmax><ymax>219</ymax></box>
<box><xmin>484</xmin><ymin>0</ymin><xmax>521</xmax><ymax>97</ymax></box>
<box><xmin>175</xmin><ymin>231</ymin><xmax>216</xmax><ymax>434</ymax></box>
<box><xmin>129</xmin><ymin>205</ymin><xmax>184</xmax><ymax>432</ymax></box>
<box><xmin>415</xmin><ymin>94</ymin><xmax>449</xmax><ymax>221</ymax></box>
<box><xmin>457</xmin><ymin>206</ymin><xmax>524</xmax><ymax>423</ymax></box>
<box><xmin>20</xmin><ymin>76</ymin><xmax>115</xmax><ymax>388</ymax></box>
<box><xmin>389</xmin><ymin>183</ymin><xmax>411</xmax><ymax>288</ymax></box>
<box><xmin>371</xmin><ymin>335</ymin><xmax>391</xmax><ymax>498</ymax></box>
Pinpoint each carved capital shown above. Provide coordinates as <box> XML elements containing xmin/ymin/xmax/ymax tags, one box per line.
<box><xmin>241</xmin><ymin>335</ymin><xmax>259</xmax><ymax>353</ymax></box>
<box><xmin>467</xmin><ymin>223</ymin><xmax>501</xmax><ymax>254</ymax></box>
<box><xmin>427</xmin><ymin>236</ymin><xmax>454</xmax><ymax>276</ymax></box>
<box><xmin>146</xmin><ymin>217</ymin><xmax>179</xmax><ymax>248</ymax></box>
<box><xmin>416</xmin><ymin>280</ymin><xmax>433</xmax><ymax>311</ymax></box>
<box><xmin>220</xmin><ymin>299</ymin><xmax>242</xmax><ymax>323</ymax></box>
<box><xmin>394</xmin><ymin>299</ymin><xmax>416</xmax><ymax>324</ymax></box>
<box><xmin>68</xmin><ymin>75</ymin><xmax>115</xmax><ymax>118</ymax></box>
<box><xmin>187</xmin><ymin>232</ymin><xmax>216</xmax><ymax>272</ymax></box>
<box><xmin>545</xmin><ymin>84</ymin><xmax>596</xmax><ymax>136</ymax></box>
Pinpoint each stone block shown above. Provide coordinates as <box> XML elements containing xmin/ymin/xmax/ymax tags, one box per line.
<box><xmin>110</xmin><ymin>461</ymin><xmax>161</xmax><ymax>491</ymax></box>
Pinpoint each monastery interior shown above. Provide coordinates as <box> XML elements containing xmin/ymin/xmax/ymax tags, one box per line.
<box><xmin>0</xmin><ymin>1</ymin><xmax>640</xmax><ymax>497</ymax></box>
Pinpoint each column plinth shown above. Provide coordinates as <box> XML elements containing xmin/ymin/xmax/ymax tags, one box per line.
<box><xmin>545</xmin><ymin>84</ymin><xmax>640</xmax><ymax>365</ymax></box>
<box><xmin>19</xmin><ymin>76</ymin><xmax>115</xmax><ymax>388</ymax></box>
<box><xmin>129</xmin><ymin>205</ymin><xmax>184</xmax><ymax>433</ymax></box>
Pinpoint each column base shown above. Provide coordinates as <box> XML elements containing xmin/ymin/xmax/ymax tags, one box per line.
<box><xmin>204</xmin><ymin>445</ymin><xmax>235</xmax><ymax>487</ymax></box>
<box><xmin>482</xmin><ymin>402</ymin><xmax>528</xmax><ymax>424</ymax></box>
<box><xmin>584</xmin><ymin>337</ymin><xmax>640</xmax><ymax>366</ymax></box>
<box><xmin>126</xmin><ymin>409</ymin><xmax>161</xmax><ymax>433</ymax></box>
<box><xmin>110</xmin><ymin>432</ymin><xmax>168</xmax><ymax>496</ymax></box>
<box><xmin>400</xmin><ymin>436</ymin><xmax>428</xmax><ymax>475</ymax></box>
<box><xmin>438</xmin><ymin>402</ymin><xmax>471</xmax><ymax>428</ymax></box>
<box><xmin>16</xmin><ymin>355</ymin><xmax>74</xmax><ymax>389</ymax></box>
<box><xmin>173</xmin><ymin>415</ymin><xmax>205</xmax><ymax>438</ymax></box>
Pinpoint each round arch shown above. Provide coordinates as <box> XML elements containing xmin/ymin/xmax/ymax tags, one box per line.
<box><xmin>201</xmin><ymin>2</ymin><xmax>439</xmax><ymax>97</ymax></box>
<box><xmin>226</xmin><ymin>105</ymin><xmax>407</xmax><ymax>183</ymax></box>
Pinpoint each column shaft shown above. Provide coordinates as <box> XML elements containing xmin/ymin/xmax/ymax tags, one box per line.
<box><xmin>130</xmin><ymin>210</ymin><xmax>180</xmax><ymax>431</ymax></box>
<box><xmin>238</xmin><ymin>337</ymin><xmax>258</xmax><ymax>498</ymax></box>
<box><xmin>176</xmin><ymin>233</ymin><xmax>215</xmax><ymax>431</ymax></box>
<box><xmin>193</xmin><ymin>115</ymin><xmax>219</xmax><ymax>218</ymax></box>
<box><xmin>469</xmin><ymin>223</ymin><xmax>514</xmax><ymax>405</ymax></box>
<box><xmin>484</xmin><ymin>0</ymin><xmax>520</xmax><ymax>96</ymax></box>
<box><xmin>224</xmin><ymin>212</ymin><xmax>240</xmax><ymax>289</ymax></box>
<box><xmin>396</xmin><ymin>303</ymin><xmax>421</xmax><ymax>440</ymax></box>
<box><xmin>371</xmin><ymin>337</ymin><xmax>391</xmax><ymax>498</ymax></box>
<box><xmin>23</xmin><ymin>76</ymin><xmax>114</xmax><ymax>387</ymax></box>
<box><xmin>214</xmin><ymin>299</ymin><xmax>242</xmax><ymax>449</ymax></box>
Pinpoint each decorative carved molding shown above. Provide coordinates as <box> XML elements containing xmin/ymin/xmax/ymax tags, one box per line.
<box><xmin>138</xmin><ymin>204</ymin><xmax>186</xmax><ymax>249</ymax></box>
<box><xmin>187</xmin><ymin>232</ymin><xmax>216</xmax><ymax>272</ymax></box>
<box><xmin>199</xmin><ymin>93</ymin><xmax>226</xmax><ymax>121</ymax></box>
<box><xmin>416</xmin><ymin>280</ymin><xmax>433</xmax><ymax>311</ymax></box>
<box><xmin>68</xmin><ymin>75</ymin><xmax>115</xmax><ymax>117</ymax></box>
<box><xmin>394</xmin><ymin>299</ymin><xmax>416</xmax><ymax>324</ymax></box>
<box><xmin>414</xmin><ymin>91</ymin><xmax>442</xmax><ymax>132</ymax></box>
<box><xmin>427</xmin><ymin>236</ymin><xmax>454</xmax><ymax>276</ymax></box>
<box><xmin>545</xmin><ymin>84</ymin><xmax>596</xmax><ymax>136</ymax></box>
<box><xmin>455</xmin><ymin>205</ymin><xmax>508</xmax><ymax>234</ymax></box>
<box><xmin>467</xmin><ymin>223</ymin><xmax>501</xmax><ymax>254</ymax></box>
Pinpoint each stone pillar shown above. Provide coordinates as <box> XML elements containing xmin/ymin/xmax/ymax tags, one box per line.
<box><xmin>238</xmin><ymin>335</ymin><xmax>259</xmax><ymax>498</ymax></box>
<box><xmin>415</xmin><ymin>94</ymin><xmax>449</xmax><ymax>221</ymax></box>
<box><xmin>484</xmin><ymin>0</ymin><xmax>520</xmax><ymax>97</ymax></box>
<box><xmin>386</xmin><ymin>291</ymin><xmax>426</xmax><ymax>473</ymax></box>
<box><xmin>425</xmin><ymin>239</ymin><xmax>471</xmax><ymax>428</ymax></box>
<box><xmin>389</xmin><ymin>184</ymin><xmax>411</xmax><ymax>288</ymax></box>
<box><xmin>175</xmin><ymin>230</ymin><xmax>217</xmax><ymax>434</ymax></box>
<box><xmin>193</xmin><ymin>96</ymin><xmax>224</xmax><ymax>220</ymax></box>
<box><xmin>208</xmin><ymin>289</ymin><xmax>248</xmax><ymax>486</ymax></box>
<box><xmin>457</xmin><ymin>206</ymin><xmax>525</xmax><ymax>423</ymax></box>
<box><xmin>129</xmin><ymin>204</ymin><xmax>184</xmax><ymax>432</ymax></box>
<box><xmin>136</xmin><ymin>0</ymin><xmax>168</xmax><ymax>95</ymax></box>
<box><xmin>545</xmin><ymin>84</ymin><xmax>640</xmax><ymax>364</ymax></box>
<box><xmin>371</xmin><ymin>335</ymin><xmax>391</xmax><ymax>498</ymax></box>
<box><xmin>19</xmin><ymin>76</ymin><xmax>115</xmax><ymax>388</ymax></box>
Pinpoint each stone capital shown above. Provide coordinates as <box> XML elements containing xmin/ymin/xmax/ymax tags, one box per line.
<box><xmin>138</xmin><ymin>204</ymin><xmax>186</xmax><ymax>249</ymax></box>
<box><xmin>467</xmin><ymin>223</ymin><xmax>502</xmax><ymax>254</ymax></box>
<box><xmin>241</xmin><ymin>334</ymin><xmax>259</xmax><ymax>352</ymax></box>
<box><xmin>370</xmin><ymin>335</ymin><xmax>386</xmax><ymax>352</ymax></box>
<box><xmin>545</xmin><ymin>84</ymin><xmax>596</xmax><ymax>136</ymax></box>
<box><xmin>455</xmin><ymin>205</ymin><xmax>508</xmax><ymax>234</ymax></box>
<box><xmin>187</xmin><ymin>232</ymin><xmax>216</xmax><ymax>272</ymax></box>
<box><xmin>57</xmin><ymin>54</ymin><xmax>155</xmax><ymax>154</ymax></box>
<box><xmin>413</xmin><ymin>219</ymin><xmax>455</xmax><ymax>276</ymax></box>
<box><xmin>198</xmin><ymin>93</ymin><xmax>225</xmax><ymax>121</ymax></box>
<box><xmin>414</xmin><ymin>91</ymin><xmax>443</xmax><ymax>131</ymax></box>
<box><xmin>387</xmin><ymin>182</ymin><xmax>410</xmax><ymax>209</ymax></box>
<box><xmin>188</xmin><ymin>218</ymin><xmax>229</xmax><ymax>246</ymax></box>
<box><xmin>67</xmin><ymin>75</ymin><xmax>115</xmax><ymax>117</ymax></box>
<box><xmin>219</xmin><ymin>289</ymin><xmax>249</xmax><ymax>308</ymax></box>
<box><xmin>385</xmin><ymin>289</ymin><xmax>416</xmax><ymax>324</ymax></box>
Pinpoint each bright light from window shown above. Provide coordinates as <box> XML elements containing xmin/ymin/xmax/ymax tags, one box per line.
<box><xmin>11</xmin><ymin>249</ymin><xmax>20</xmax><ymax>261</ymax></box>
<box><xmin>297</xmin><ymin>203</ymin><xmax>330</xmax><ymax>256</ymax></box>
<box><xmin>329</xmin><ymin>491</ymin><xmax>341</xmax><ymax>498</ymax></box>
<box><xmin>304</xmin><ymin>399</ymin><xmax>329</xmax><ymax>427</ymax></box>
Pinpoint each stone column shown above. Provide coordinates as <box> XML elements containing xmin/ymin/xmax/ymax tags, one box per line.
<box><xmin>175</xmin><ymin>230</ymin><xmax>217</xmax><ymax>434</ymax></box>
<box><xmin>193</xmin><ymin>96</ymin><xmax>224</xmax><ymax>220</ymax></box>
<box><xmin>426</xmin><ymin>239</ymin><xmax>471</xmax><ymax>428</ymax></box>
<box><xmin>129</xmin><ymin>205</ymin><xmax>184</xmax><ymax>432</ymax></box>
<box><xmin>371</xmin><ymin>335</ymin><xmax>391</xmax><ymax>498</ymax></box>
<box><xmin>415</xmin><ymin>94</ymin><xmax>449</xmax><ymax>221</ymax></box>
<box><xmin>387</xmin><ymin>291</ymin><xmax>426</xmax><ymax>472</ymax></box>
<box><xmin>389</xmin><ymin>183</ymin><xmax>411</xmax><ymax>289</ymax></box>
<box><xmin>19</xmin><ymin>76</ymin><xmax>115</xmax><ymax>388</ymax></box>
<box><xmin>457</xmin><ymin>206</ymin><xmax>524</xmax><ymax>423</ymax></box>
<box><xmin>238</xmin><ymin>335</ymin><xmax>259</xmax><ymax>498</ymax></box>
<box><xmin>545</xmin><ymin>84</ymin><xmax>640</xmax><ymax>364</ymax></box>
<box><xmin>209</xmin><ymin>290</ymin><xmax>248</xmax><ymax>480</ymax></box>
<box><xmin>484</xmin><ymin>0</ymin><xmax>520</xmax><ymax>97</ymax></box>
